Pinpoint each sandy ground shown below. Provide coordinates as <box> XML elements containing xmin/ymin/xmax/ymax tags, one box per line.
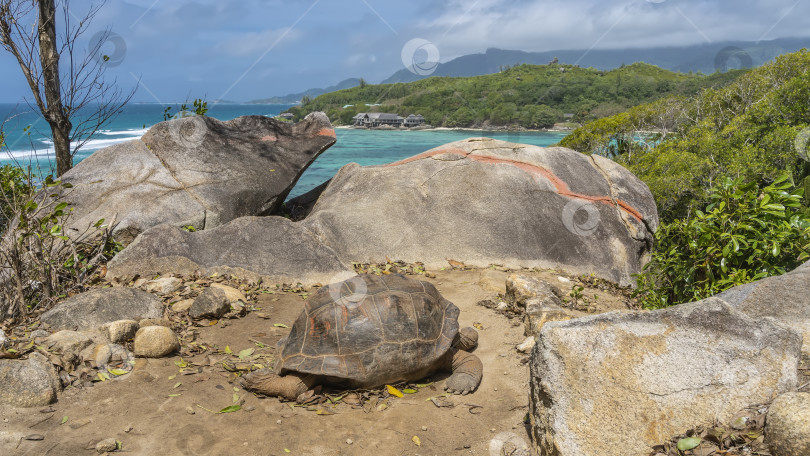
<box><xmin>0</xmin><ymin>267</ymin><xmax>631</xmax><ymax>456</ymax></box>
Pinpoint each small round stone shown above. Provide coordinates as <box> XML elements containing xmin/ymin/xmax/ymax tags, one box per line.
<box><xmin>346</xmin><ymin>438</ymin><xmax>353</xmax><ymax>445</ymax></box>
<box><xmin>421</xmin><ymin>426</ymin><xmax>427</xmax><ymax>431</ymax></box>
<box><xmin>95</xmin><ymin>438</ymin><xmax>118</xmax><ymax>453</ymax></box>
<box><xmin>106</xmin><ymin>320</ymin><xmax>139</xmax><ymax>344</ymax></box>
<box><xmin>133</xmin><ymin>326</ymin><xmax>179</xmax><ymax>358</ymax></box>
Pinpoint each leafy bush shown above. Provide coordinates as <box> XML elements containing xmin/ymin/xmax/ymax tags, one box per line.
<box><xmin>0</xmin><ymin>163</ymin><xmax>35</xmax><ymax>232</ymax></box>
<box><xmin>162</xmin><ymin>98</ymin><xmax>209</xmax><ymax>121</ymax></box>
<box><xmin>634</xmin><ymin>174</ymin><xmax>810</xmax><ymax>309</ymax></box>
<box><xmin>0</xmin><ymin>174</ymin><xmax>122</xmax><ymax>323</ymax></box>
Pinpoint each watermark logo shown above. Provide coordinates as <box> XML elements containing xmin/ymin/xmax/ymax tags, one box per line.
<box><xmin>168</xmin><ymin>114</ymin><xmax>208</xmax><ymax>149</ymax></box>
<box><xmin>88</xmin><ymin>31</ymin><xmax>127</xmax><ymax>67</ymax></box>
<box><xmin>175</xmin><ymin>424</ymin><xmax>216</xmax><ymax>455</ymax></box>
<box><xmin>714</xmin><ymin>46</ymin><xmax>752</xmax><ymax>72</ymax></box>
<box><xmin>489</xmin><ymin>432</ymin><xmax>530</xmax><ymax>456</ymax></box>
<box><xmin>401</xmin><ymin>38</ymin><xmax>440</xmax><ymax>76</ymax></box>
<box><xmin>326</xmin><ymin>274</ymin><xmax>368</xmax><ymax>304</ymax></box>
<box><xmin>96</xmin><ymin>344</ymin><xmax>136</xmax><ymax>377</ymax></box>
<box><xmin>795</xmin><ymin>127</ymin><xmax>810</xmax><ymax>162</ymax></box>
<box><xmin>562</xmin><ymin>200</ymin><xmax>601</xmax><ymax>236</ymax></box>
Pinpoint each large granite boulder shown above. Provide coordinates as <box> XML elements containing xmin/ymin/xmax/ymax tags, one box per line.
<box><xmin>61</xmin><ymin>112</ymin><xmax>336</xmax><ymax>243</ymax></box>
<box><xmin>40</xmin><ymin>288</ymin><xmax>163</xmax><ymax>331</ymax></box>
<box><xmin>0</xmin><ymin>353</ymin><xmax>61</xmax><ymax>407</ymax></box>
<box><xmin>528</xmin><ymin>298</ymin><xmax>801</xmax><ymax>456</ymax></box>
<box><xmin>301</xmin><ymin>138</ymin><xmax>658</xmax><ymax>286</ymax></box>
<box><xmin>107</xmin><ymin>216</ymin><xmax>355</xmax><ymax>286</ymax></box>
<box><xmin>716</xmin><ymin>260</ymin><xmax>810</xmax><ymax>354</ymax></box>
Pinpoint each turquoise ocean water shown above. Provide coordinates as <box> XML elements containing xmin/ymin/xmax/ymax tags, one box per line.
<box><xmin>0</xmin><ymin>103</ymin><xmax>569</xmax><ymax>198</ymax></box>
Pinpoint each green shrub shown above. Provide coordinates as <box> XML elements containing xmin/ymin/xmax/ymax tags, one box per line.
<box><xmin>634</xmin><ymin>174</ymin><xmax>810</xmax><ymax>309</ymax></box>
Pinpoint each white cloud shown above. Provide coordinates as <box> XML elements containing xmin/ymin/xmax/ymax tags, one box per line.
<box><xmin>409</xmin><ymin>0</ymin><xmax>810</xmax><ymax>60</ymax></box>
<box><xmin>211</xmin><ymin>28</ymin><xmax>302</xmax><ymax>57</ymax></box>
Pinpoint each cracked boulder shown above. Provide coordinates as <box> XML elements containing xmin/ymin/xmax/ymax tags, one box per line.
<box><xmin>61</xmin><ymin>112</ymin><xmax>336</xmax><ymax>243</ymax></box>
<box><xmin>301</xmin><ymin>138</ymin><xmax>658</xmax><ymax>286</ymax></box>
<box><xmin>107</xmin><ymin>216</ymin><xmax>356</xmax><ymax>287</ymax></box>
<box><xmin>528</xmin><ymin>298</ymin><xmax>801</xmax><ymax>456</ymax></box>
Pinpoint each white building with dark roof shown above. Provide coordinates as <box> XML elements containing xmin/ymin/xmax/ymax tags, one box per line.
<box><xmin>353</xmin><ymin>113</ymin><xmax>404</xmax><ymax>127</ymax></box>
<box><xmin>404</xmin><ymin>114</ymin><xmax>425</xmax><ymax>127</ymax></box>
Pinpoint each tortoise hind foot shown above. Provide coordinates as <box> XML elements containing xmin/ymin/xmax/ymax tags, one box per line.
<box><xmin>444</xmin><ymin>372</ymin><xmax>478</xmax><ymax>395</ymax></box>
<box><xmin>241</xmin><ymin>369</ymin><xmax>313</xmax><ymax>401</ymax></box>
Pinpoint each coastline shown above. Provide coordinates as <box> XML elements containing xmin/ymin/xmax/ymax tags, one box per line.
<box><xmin>333</xmin><ymin>125</ymin><xmax>577</xmax><ymax>133</ymax></box>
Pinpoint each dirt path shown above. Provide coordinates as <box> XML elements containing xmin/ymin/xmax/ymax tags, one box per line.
<box><xmin>1</xmin><ymin>268</ymin><xmax>628</xmax><ymax>456</ymax></box>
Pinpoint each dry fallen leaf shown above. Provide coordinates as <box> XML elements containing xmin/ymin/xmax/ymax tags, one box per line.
<box><xmin>386</xmin><ymin>385</ymin><xmax>403</xmax><ymax>398</ymax></box>
<box><xmin>412</xmin><ymin>436</ymin><xmax>421</xmax><ymax>447</ymax></box>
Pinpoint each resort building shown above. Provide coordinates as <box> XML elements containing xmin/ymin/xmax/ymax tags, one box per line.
<box><xmin>353</xmin><ymin>113</ymin><xmax>426</xmax><ymax>127</ymax></box>
<box><xmin>404</xmin><ymin>114</ymin><xmax>425</xmax><ymax>127</ymax></box>
<box><xmin>352</xmin><ymin>112</ymin><xmax>404</xmax><ymax>127</ymax></box>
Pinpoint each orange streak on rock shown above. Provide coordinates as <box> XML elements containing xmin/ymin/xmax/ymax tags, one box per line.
<box><xmin>317</xmin><ymin>128</ymin><xmax>337</xmax><ymax>138</ymax></box>
<box><xmin>385</xmin><ymin>148</ymin><xmax>468</xmax><ymax>167</ymax></box>
<box><xmin>260</xmin><ymin>135</ymin><xmax>277</xmax><ymax>141</ymax></box>
<box><xmin>470</xmin><ymin>155</ymin><xmax>644</xmax><ymax>221</ymax></box>
<box><xmin>386</xmin><ymin>149</ymin><xmax>644</xmax><ymax>222</ymax></box>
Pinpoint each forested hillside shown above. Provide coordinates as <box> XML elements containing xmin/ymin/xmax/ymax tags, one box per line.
<box><xmin>557</xmin><ymin>50</ymin><xmax>810</xmax><ymax>308</ymax></box>
<box><xmin>285</xmin><ymin>63</ymin><xmax>744</xmax><ymax>128</ymax></box>
<box><xmin>561</xmin><ymin>49</ymin><xmax>810</xmax><ymax>222</ymax></box>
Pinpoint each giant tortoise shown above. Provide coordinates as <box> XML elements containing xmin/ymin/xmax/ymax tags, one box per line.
<box><xmin>241</xmin><ymin>274</ymin><xmax>482</xmax><ymax>400</ymax></box>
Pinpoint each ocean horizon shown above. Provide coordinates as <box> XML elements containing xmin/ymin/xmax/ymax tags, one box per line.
<box><xmin>0</xmin><ymin>103</ymin><xmax>569</xmax><ymax>198</ymax></box>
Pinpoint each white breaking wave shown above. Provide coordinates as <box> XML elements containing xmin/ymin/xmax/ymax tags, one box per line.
<box><xmin>3</xmin><ymin>130</ymin><xmax>146</xmax><ymax>161</ymax></box>
<box><xmin>96</xmin><ymin>128</ymin><xmax>149</xmax><ymax>136</ymax></box>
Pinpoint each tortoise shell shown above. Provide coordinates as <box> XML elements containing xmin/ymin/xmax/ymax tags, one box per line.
<box><xmin>276</xmin><ymin>274</ymin><xmax>459</xmax><ymax>387</ymax></box>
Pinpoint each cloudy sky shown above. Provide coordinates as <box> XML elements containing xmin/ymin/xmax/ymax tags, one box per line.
<box><xmin>0</xmin><ymin>0</ymin><xmax>808</xmax><ymax>102</ymax></box>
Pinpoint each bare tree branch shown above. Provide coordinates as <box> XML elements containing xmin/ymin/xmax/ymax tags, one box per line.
<box><xmin>0</xmin><ymin>0</ymin><xmax>135</xmax><ymax>176</ymax></box>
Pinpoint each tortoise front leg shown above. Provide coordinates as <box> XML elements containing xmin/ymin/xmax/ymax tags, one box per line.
<box><xmin>452</xmin><ymin>327</ymin><xmax>479</xmax><ymax>351</ymax></box>
<box><xmin>241</xmin><ymin>369</ymin><xmax>317</xmax><ymax>401</ymax></box>
<box><xmin>443</xmin><ymin>348</ymin><xmax>483</xmax><ymax>395</ymax></box>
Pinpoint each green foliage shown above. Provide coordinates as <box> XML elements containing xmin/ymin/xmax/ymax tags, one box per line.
<box><xmin>285</xmin><ymin>62</ymin><xmax>743</xmax><ymax>128</ymax></box>
<box><xmin>163</xmin><ymin>98</ymin><xmax>209</xmax><ymax>121</ymax></box>
<box><xmin>0</xmin><ymin>163</ymin><xmax>34</xmax><ymax>233</ymax></box>
<box><xmin>635</xmin><ymin>174</ymin><xmax>810</xmax><ymax>309</ymax></box>
<box><xmin>562</xmin><ymin>50</ymin><xmax>810</xmax><ymax>222</ymax></box>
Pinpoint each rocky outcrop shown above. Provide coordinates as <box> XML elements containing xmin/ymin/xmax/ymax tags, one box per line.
<box><xmin>528</xmin><ymin>298</ymin><xmax>801</xmax><ymax>456</ymax></box>
<box><xmin>44</xmin><ymin>330</ymin><xmax>95</xmax><ymax>367</ymax></box>
<box><xmin>107</xmin><ymin>216</ymin><xmax>356</xmax><ymax>287</ymax></box>
<box><xmin>716</xmin><ymin>260</ymin><xmax>810</xmax><ymax>353</ymax></box>
<box><xmin>0</xmin><ymin>353</ymin><xmax>60</xmax><ymax>407</ymax></box>
<box><xmin>504</xmin><ymin>274</ymin><xmax>577</xmax><ymax>337</ymax></box>
<box><xmin>61</xmin><ymin>112</ymin><xmax>336</xmax><ymax>243</ymax></box>
<box><xmin>189</xmin><ymin>287</ymin><xmax>230</xmax><ymax>319</ymax></box>
<box><xmin>40</xmin><ymin>288</ymin><xmax>163</xmax><ymax>331</ymax></box>
<box><xmin>301</xmin><ymin>138</ymin><xmax>658</xmax><ymax>286</ymax></box>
